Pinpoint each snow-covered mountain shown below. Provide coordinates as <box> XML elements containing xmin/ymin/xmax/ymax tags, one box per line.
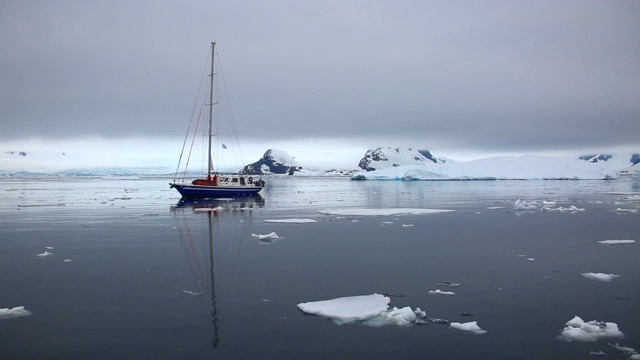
<box><xmin>353</xmin><ymin>148</ymin><xmax>639</xmax><ymax>180</ymax></box>
<box><xmin>241</xmin><ymin>149</ymin><xmax>302</xmax><ymax>175</ymax></box>
<box><xmin>358</xmin><ymin>147</ymin><xmax>448</xmax><ymax>171</ymax></box>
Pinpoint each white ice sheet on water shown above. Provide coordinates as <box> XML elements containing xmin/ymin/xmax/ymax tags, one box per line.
<box><xmin>597</xmin><ymin>240</ymin><xmax>635</xmax><ymax>245</ymax></box>
<box><xmin>581</xmin><ymin>272</ymin><xmax>621</xmax><ymax>282</ymax></box>
<box><xmin>0</xmin><ymin>306</ymin><xmax>32</xmax><ymax>319</ymax></box>
<box><xmin>264</xmin><ymin>218</ymin><xmax>318</xmax><ymax>223</ymax></box>
<box><xmin>557</xmin><ymin>316</ymin><xmax>624</xmax><ymax>342</ymax></box>
<box><xmin>317</xmin><ymin>208</ymin><xmax>454</xmax><ymax>216</ymax></box>
<box><xmin>251</xmin><ymin>232</ymin><xmax>281</xmax><ymax>240</ymax></box>
<box><xmin>450</xmin><ymin>321</ymin><xmax>487</xmax><ymax>334</ymax></box>
<box><xmin>298</xmin><ymin>294</ymin><xmax>390</xmax><ymax>325</ymax></box>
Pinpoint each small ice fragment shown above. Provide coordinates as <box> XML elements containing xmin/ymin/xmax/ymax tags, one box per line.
<box><xmin>413</xmin><ymin>307</ymin><xmax>426</xmax><ymax>318</ymax></box>
<box><xmin>487</xmin><ymin>206</ymin><xmax>505</xmax><ymax>210</ymax></box>
<box><xmin>251</xmin><ymin>232</ymin><xmax>281</xmax><ymax>240</ymax></box>
<box><xmin>587</xmin><ymin>350</ymin><xmax>605</xmax><ymax>356</ymax></box>
<box><xmin>616</xmin><ymin>208</ymin><xmax>638</xmax><ymax>213</ymax></box>
<box><xmin>527</xmin><ymin>258</ymin><xmax>535</xmax><ymax>261</ymax></box>
<box><xmin>514</xmin><ymin>199</ymin><xmax>539</xmax><ymax>211</ymax></box>
<box><xmin>182</xmin><ymin>290</ymin><xmax>202</xmax><ymax>296</ymax></box>
<box><xmin>45</xmin><ymin>246</ymin><xmax>53</xmax><ymax>250</ymax></box>
<box><xmin>429</xmin><ymin>289</ymin><xmax>455</xmax><ymax>296</ymax></box>
<box><xmin>36</xmin><ymin>251</ymin><xmax>53</xmax><ymax>257</ymax></box>
<box><xmin>381</xmin><ymin>221</ymin><xmax>394</xmax><ymax>225</ymax></box>
<box><xmin>264</xmin><ymin>218</ymin><xmax>317</xmax><ymax>223</ymax></box>
<box><xmin>597</xmin><ymin>240</ymin><xmax>635</xmax><ymax>245</ymax></box>
<box><xmin>402</xmin><ymin>224</ymin><xmax>414</xmax><ymax>227</ymax></box>
<box><xmin>63</xmin><ymin>259</ymin><xmax>73</xmax><ymax>263</ymax></box>
<box><xmin>429</xmin><ymin>318</ymin><xmax>449</xmax><ymax>324</ymax></box>
<box><xmin>581</xmin><ymin>273</ymin><xmax>621</xmax><ymax>282</ymax></box>
<box><xmin>608</xmin><ymin>342</ymin><xmax>636</xmax><ymax>355</ymax></box>
<box><xmin>0</xmin><ymin>306</ymin><xmax>33</xmax><ymax>319</ymax></box>
<box><xmin>557</xmin><ymin>316</ymin><xmax>624</xmax><ymax>342</ymax></box>
<box><xmin>362</xmin><ymin>306</ymin><xmax>417</xmax><ymax>327</ymax></box>
<box><xmin>517</xmin><ymin>254</ymin><xmax>526</xmax><ymax>257</ymax></box>
<box><xmin>450</xmin><ymin>321</ymin><xmax>487</xmax><ymax>334</ymax></box>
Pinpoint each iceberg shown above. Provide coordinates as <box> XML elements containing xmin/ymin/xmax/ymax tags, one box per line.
<box><xmin>0</xmin><ymin>306</ymin><xmax>33</xmax><ymax>319</ymax></box>
<box><xmin>557</xmin><ymin>316</ymin><xmax>624</xmax><ymax>342</ymax></box>
<box><xmin>581</xmin><ymin>273</ymin><xmax>621</xmax><ymax>282</ymax></box>
<box><xmin>297</xmin><ymin>294</ymin><xmax>390</xmax><ymax>325</ymax></box>
<box><xmin>597</xmin><ymin>240</ymin><xmax>635</xmax><ymax>245</ymax></box>
<box><xmin>450</xmin><ymin>321</ymin><xmax>487</xmax><ymax>334</ymax></box>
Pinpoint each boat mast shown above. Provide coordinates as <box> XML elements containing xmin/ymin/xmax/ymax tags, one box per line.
<box><xmin>208</xmin><ymin>41</ymin><xmax>215</xmax><ymax>180</ymax></box>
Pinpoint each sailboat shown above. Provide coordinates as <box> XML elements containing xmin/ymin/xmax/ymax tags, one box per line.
<box><xmin>170</xmin><ymin>42</ymin><xmax>265</xmax><ymax>198</ymax></box>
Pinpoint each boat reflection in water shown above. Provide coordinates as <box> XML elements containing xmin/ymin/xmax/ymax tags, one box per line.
<box><xmin>171</xmin><ymin>195</ymin><xmax>265</xmax><ymax>213</ymax></box>
<box><xmin>170</xmin><ymin>195</ymin><xmax>263</xmax><ymax>349</ymax></box>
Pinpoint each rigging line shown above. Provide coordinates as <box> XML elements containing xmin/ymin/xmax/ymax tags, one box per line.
<box><xmin>216</xmin><ymin>52</ymin><xmax>246</xmax><ymax>167</ymax></box>
<box><xmin>182</xmin><ymin>104</ymin><xmax>205</xmax><ymax>182</ymax></box>
<box><xmin>174</xmin><ymin>48</ymin><xmax>211</xmax><ymax>182</ymax></box>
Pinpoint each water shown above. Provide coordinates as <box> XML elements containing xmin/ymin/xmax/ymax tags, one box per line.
<box><xmin>1</xmin><ymin>177</ymin><xmax>639</xmax><ymax>359</ymax></box>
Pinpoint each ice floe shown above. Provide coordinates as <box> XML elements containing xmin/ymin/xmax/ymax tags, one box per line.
<box><xmin>317</xmin><ymin>208</ymin><xmax>454</xmax><ymax>216</ymax></box>
<box><xmin>297</xmin><ymin>294</ymin><xmax>390</xmax><ymax>325</ymax></box>
<box><xmin>264</xmin><ymin>218</ymin><xmax>318</xmax><ymax>223</ymax></box>
<box><xmin>429</xmin><ymin>289</ymin><xmax>455</xmax><ymax>296</ymax></box>
<box><xmin>182</xmin><ymin>290</ymin><xmax>202</xmax><ymax>296</ymax></box>
<box><xmin>581</xmin><ymin>273</ymin><xmax>621</xmax><ymax>282</ymax></box>
<box><xmin>597</xmin><ymin>240</ymin><xmax>635</xmax><ymax>245</ymax></box>
<box><xmin>616</xmin><ymin>208</ymin><xmax>638</xmax><ymax>213</ymax></box>
<box><xmin>514</xmin><ymin>199</ymin><xmax>540</xmax><ymax>210</ymax></box>
<box><xmin>361</xmin><ymin>306</ymin><xmax>417</xmax><ymax>327</ymax></box>
<box><xmin>63</xmin><ymin>259</ymin><xmax>73</xmax><ymax>263</ymax></box>
<box><xmin>450</xmin><ymin>321</ymin><xmax>487</xmax><ymax>334</ymax></box>
<box><xmin>608</xmin><ymin>343</ymin><xmax>640</xmax><ymax>359</ymax></box>
<box><xmin>557</xmin><ymin>316</ymin><xmax>624</xmax><ymax>342</ymax></box>
<box><xmin>0</xmin><ymin>306</ymin><xmax>33</xmax><ymax>319</ymax></box>
<box><xmin>252</xmin><ymin>232</ymin><xmax>281</xmax><ymax>240</ymax></box>
<box><xmin>36</xmin><ymin>251</ymin><xmax>53</xmax><ymax>257</ymax></box>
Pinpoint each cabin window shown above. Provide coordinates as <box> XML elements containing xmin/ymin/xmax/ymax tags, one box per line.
<box><xmin>231</xmin><ymin>178</ymin><xmax>238</xmax><ymax>183</ymax></box>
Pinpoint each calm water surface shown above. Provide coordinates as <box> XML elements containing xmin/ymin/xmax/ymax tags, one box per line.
<box><xmin>1</xmin><ymin>177</ymin><xmax>639</xmax><ymax>359</ymax></box>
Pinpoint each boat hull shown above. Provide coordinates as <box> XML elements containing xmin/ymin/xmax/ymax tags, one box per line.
<box><xmin>170</xmin><ymin>183</ymin><xmax>262</xmax><ymax>198</ymax></box>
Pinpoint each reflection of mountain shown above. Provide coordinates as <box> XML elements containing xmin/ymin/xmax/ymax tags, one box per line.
<box><xmin>171</xmin><ymin>196</ymin><xmax>263</xmax><ymax>348</ymax></box>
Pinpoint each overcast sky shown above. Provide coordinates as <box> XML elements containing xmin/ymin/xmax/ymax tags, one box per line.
<box><xmin>1</xmin><ymin>0</ymin><xmax>639</xmax><ymax>165</ymax></box>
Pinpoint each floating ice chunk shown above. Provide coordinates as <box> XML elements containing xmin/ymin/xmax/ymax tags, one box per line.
<box><xmin>317</xmin><ymin>208</ymin><xmax>454</xmax><ymax>216</ymax></box>
<box><xmin>182</xmin><ymin>290</ymin><xmax>202</xmax><ymax>296</ymax></box>
<box><xmin>608</xmin><ymin>342</ymin><xmax>636</xmax><ymax>355</ymax></box>
<box><xmin>45</xmin><ymin>246</ymin><xmax>53</xmax><ymax>250</ymax></box>
<box><xmin>429</xmin><ymin>289</ymin><xmax>455</xmax><ymax>296</ymax></box>
<box><xmin>0</xmin><ymin>306</ymin><xmax>33</xmax><ymax>319</ymax></box>
<box><xmin>527</xmin><ymin>258</ymin><xmax>535</xmax><ymax>261</ymax></box>
<box><xmin>36</xmin><ymin>251</ymin><xmax>53</xmax><ymax>257</ymax></box>
<box><xmin>252</xmin><ymin>232</ymin><xmax>281</xmax><ymax>240</ymax></box>
<box><xmin>402</xmin><ymin>224</ymin><xmax>414</xmax><ymax>227</ymax></box>
<box><xmin>413</xmin><ymin>307</ymin><xmax>426</xmax><ymax>318</ymax></box>
<box><xmin>597</xmin><ymin>240</ymin><xmax>635</xmax><ymax>245</ymax></box>
<box><xmin>581</xmin><ymin>273</ymin><xmax>621</xmax><ymax>282</ymax></box>
<box><xmin>450</xmin><ymin>321</ymin><xmax>487</xmax><ymax>334</ymax></box>
<box><xmin>429</xmin><ymin>318</ymin><xmax>449</xmax><ymax>324</ymax></box>
<box><xmin>544</xmin><ymin>205</ymin><xmax>585</xmax><ymax>213</ymax></box>
<box><xmin>63</xmin><ymin>259</ymin><xmax>73</xmax><ymax>263</ymax></box>
<box><xmin>616</xmin><ymin>208</ymin><xmax>638</xmax><ymax>213</ymax></box>
<box><xmin>514</xmin><ymin>199</ymin><xmax>540</xmax><ymax>210</ymax></box>
<box><xmin>587</xmin><ymin>350</ymin><xmax>605</xmax><ymax>356</ymax></box>
<box><xmin>297</xmin><ymin>294</ymin><xmax>390</xmax><ymax>325</ymax></box>
<box><xmin>362</xmin><ymin>306</ymin><xmax>417</xmax><ymax>327</ymax></box>
<box><xmin>487</xmin><ymin>206</ymin><xmax>506</xmax><ymax>210</ymax></box>
<box><xmin>381</xmin><ymin>221</ymin><xmax>394</xmax><ymax>225</ymax></box>
<box><xmin>264</xmin><ymin>218</ymin><xmax>317</xmax><ymax>223</ymax></box>
<box><xmin>557</xmin><ymin>316</ymin><xmax>624</xmax><ymax>342</ymax></box>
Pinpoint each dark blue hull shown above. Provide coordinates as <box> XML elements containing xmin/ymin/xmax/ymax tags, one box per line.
<box><xmin>170</xmin><ymin>183</ymin><xmax>262</xmax><ymax>198</ymax></box>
